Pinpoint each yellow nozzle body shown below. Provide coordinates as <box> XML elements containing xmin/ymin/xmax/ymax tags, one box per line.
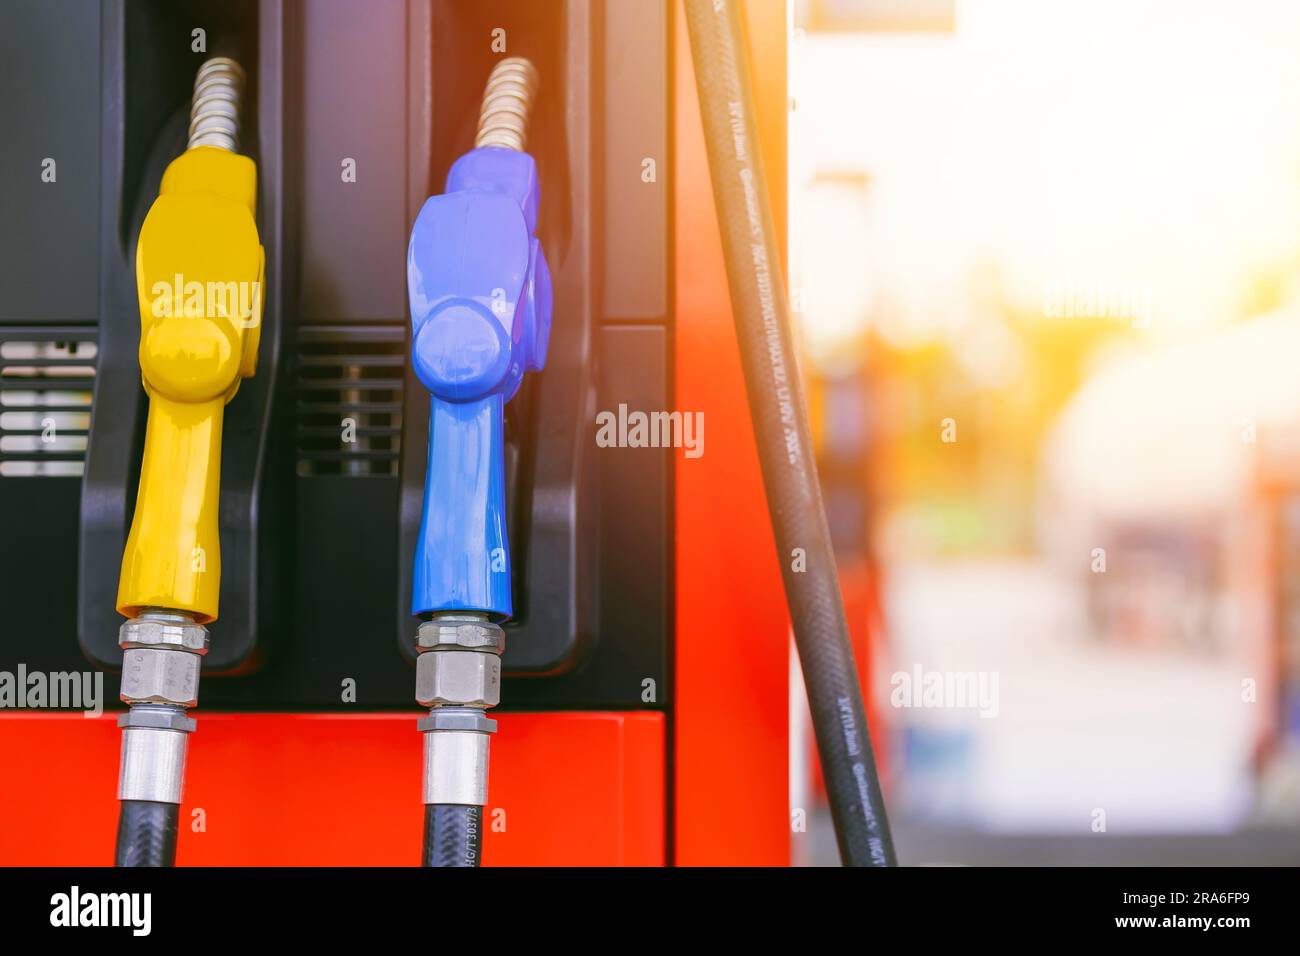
<box><xmin>117</xmin><ymin>145</ymin><xmax>264</xmax><ymax>623</ymax></box>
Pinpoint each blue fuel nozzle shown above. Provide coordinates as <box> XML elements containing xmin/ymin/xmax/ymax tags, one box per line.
<box><xmin>406</xmin><ymin>143</ymin><xmax>552</xmax><ymax>619</ymax></box>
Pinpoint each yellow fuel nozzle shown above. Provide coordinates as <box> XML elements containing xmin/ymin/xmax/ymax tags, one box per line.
<box><xmin>117</xmin><ymin>58</ymin><xmax>263</xmax><ymax>624</ymax></box>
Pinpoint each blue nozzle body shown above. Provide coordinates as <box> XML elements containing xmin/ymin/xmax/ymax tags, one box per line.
<box><xmin>407</xmin><ymin>147</ymin><xmax>552</xmax><ymax>619</ymax></box>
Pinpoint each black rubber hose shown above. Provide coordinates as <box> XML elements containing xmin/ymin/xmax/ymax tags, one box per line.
<box><xmin>422</xmin><ymin>804</ymin><xmax>483</xmax><ymax>867</ymax></box>
<box><xmin>115</xmin><ymin>800</ymin><xmax>179</xmax><ymax>867</ymax></box>
<box><xmin>683</xmin><ymin>0</ymin><xmax>896</xmax><ymax>867</ymax></box>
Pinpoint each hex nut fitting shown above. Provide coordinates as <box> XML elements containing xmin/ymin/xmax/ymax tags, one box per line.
<box><xmin>415</xmin><ymin>649</ymin><xmax>501</xmax><ymax>708</ymax></box>
<box><xmin>119</xmin><ymin>646</ymin><xmax>202</xmax><ymax>707</ymax></box>
<box><xmin>418</xmin><ymin>708</ymin><xmax>498</xmax><ymax>734</ymax></box>
<box><xmin>118</xmin><ymin>705</ymin><xmax>197</xmax><ymax>733</ymax></box>
<box><xmin>416</xmin><ymin>618</ymin><xmax>505</xmax><ymax>655</ymax></box>
<box><xmin>119</xmin><ymin>617</ymin><xmax>209</xmax><ymax>654</ymax></box>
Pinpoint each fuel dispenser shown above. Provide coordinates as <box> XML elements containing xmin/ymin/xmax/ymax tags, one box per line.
<box><xmin>0</xmin><ymin>0</ymin><xmax>889</xmax><ymax>867</ymax></box>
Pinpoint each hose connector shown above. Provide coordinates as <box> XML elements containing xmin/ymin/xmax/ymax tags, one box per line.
<box><xmin>116</xmin><ymin>609</ymin><xmax>204</xmax><ymax>805</ymax></box>
<box><xmin>416</xmin><ymin>613</ymin><xmax>503</xmax><ymax>809</ymax></box>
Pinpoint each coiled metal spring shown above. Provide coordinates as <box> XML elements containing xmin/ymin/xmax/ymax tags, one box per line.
<box><xmin>188</xmin><ymin>57</ymin><xmax>246</xmax><ymax>153</ymax></box>
<box><xmin>475</xmin><ymin>57</ymin><xmax>539</xmax><ymax>152</ymax></box>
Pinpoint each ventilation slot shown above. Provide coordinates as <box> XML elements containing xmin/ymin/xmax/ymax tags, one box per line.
<box><xmin>0</xmin><ymin>331</ymin><xmax>97</xmax><ymax>477</ymax></box>
<box><xmin>296</xmin><ymin>325</ymin><xmax>405</xmax><ymax>476</ymax></box>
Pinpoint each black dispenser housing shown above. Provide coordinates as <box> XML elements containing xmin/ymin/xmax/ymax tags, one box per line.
<box><xmin>0</xmin><ymin>0</ymin><xmax>672</xmax><ymax>713</ymax></box>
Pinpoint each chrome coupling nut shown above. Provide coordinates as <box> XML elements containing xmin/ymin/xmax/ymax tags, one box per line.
<box><xmin>119</xmin><ymin>615</ymin><xmax>210</xmax><ymax>654</ymax></box>
<box><xmin>118</xmin><ymin>611</ymin><xmax>207</xmax><ymax>708</ymax></box>
<box><xmin>415</xmin><ymin>650</ymin><xmax>501</xmax><ymax>709</ymax></box>
<box><xmin>415</xmin><ymin>616</ymin><xmax>506</xmax><ymax>654</ymax></box>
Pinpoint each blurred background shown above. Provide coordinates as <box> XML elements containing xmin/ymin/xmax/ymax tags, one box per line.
<box><xmin>789</xmin><ymin>0</ymin><xmax>1300</xmax><ymax>864</ymax></box>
